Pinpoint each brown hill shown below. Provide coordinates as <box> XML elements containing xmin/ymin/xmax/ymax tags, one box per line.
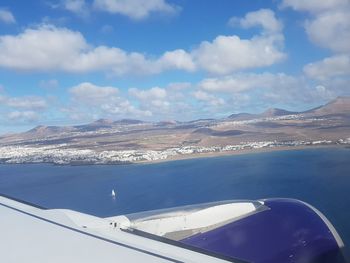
<box><xmin>304</xmin><ymin>97</ymin><xmax>350</xmax><ymax>116</ymax></box>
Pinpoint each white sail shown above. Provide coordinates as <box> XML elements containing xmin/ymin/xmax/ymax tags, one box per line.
<box><xmin>111</xmin><ymin>189</ymin><xmax>116</xmax><ymax>197</ymax></box>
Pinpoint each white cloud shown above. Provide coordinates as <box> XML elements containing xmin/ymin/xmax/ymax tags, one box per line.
<box><xmin>282</xmin><ymin>0</ymin><xmax>350</xmax><ymax>89</ymax></box>
<box><xmin>41</xmin><ymin>16</ymin><xmax>70</xmax><ymax>26</ymax></box>
<box><xmin>93</xmin><ymin>0</ymin><xmax>179</xmax><ymax>20</ymax></box>
<box><xmin>0</xmin><ymin>13</ymin><xmax>286</xmax><ymax>76</ymax></box>
<box><xmin>0</xmin><ymin>9</ymin><xmax>15</xmax><ymax>24</ymax></box>
<box><xmin>0</xmin><ymin>94</ymin><xmax>6</xmax><ymax>104</ymax></box>
<box><xmin>198</xmin><ymin>73</ymin><xmax>298</xmax><ymax>93</ymax></box>
<box><xmin>100</xmin><ymin>100</ymin><xmax>152</xmax><ymax>117</ymax></box>
<box><xmin>7</xmin><ymin>111</ymin><xmax>39</xmax><ymax>122</ymax></box>
<box><xmin>166</xmin><ymin>82</ymin><xmax>192</xmax><ymax>90</ymax></box>
<box><xmin>0</xmin><ymin>25</ymin><xmax>194</xmax><ymax>75</ymax></box>
<box><xmin>229</xmin><ymin>9</ymin><xmax>283</xmax><ymax>33</ymax></box>
<box><xmin>69</xmin><ymin>82</ymin><xmax>119</xmax><ymax>105</ymax></box>
<box><xmin>305</xmin><ymin>9</ymin><xmax>350</xmax><ymax>53</ymax></box>
<box><xmin>281</xmin><ymin>0</ymin><xmax>348</xmax><ymax>13</ymax></box>
<box><xmin>70</xmin><ymin>46</ymin><xmax>148</xmax><ymax>74</ymax></box>
<box><xmin>314</xmin><ymin>85</ymin><xmax>335</xmax><ymax>100</ymax></box>
<box><xmin>192</xmin><ymin>34</ymin><xmax>285</xmax><ymax>75</ymax></box>
<box><xmin>1</xmin><ymin>96</ymin><xmax>48</xmax><ymax>110</ymax></box>
<box><xmin>68</xmin><ymin>82</ymin><xmax>152</xmax><ymax>119</ymax></box>
<box><xmin>0</xmin><ymin>90</ymin><xmax>47</xmax><ymax>124</ymax></box>
<box><xmin>129</xmin><ymin>87</ymin><xmax>166</xmax><ymax>100</ymax></box>
<box><xmin>199</xmin><ymin>75</ymin><xmax>254</xmax><ymax>93</ymax></box>
<box><xmin>158</xmin><ymin>49</ymin><xmax>196</xmax><ymax>72</ymax></box>
<box><xmin>72</xmin><ymin>83</ymin><xmax>188</xmax><ymax>118</ymax></box>
<box><xmin>62</xmin><ymin>0</ymin><xmax>89</xmax><ymax>16</ymax></box>
<box><xmin>318</xmin><ymin>77</ymin><xmax>350</xmax><ymax>97</ymax></box>
<box><xmin>282</xmin><ymin>0</ymin><xmax>350</xmax><ymax>53</ymax></box>
<box><xmin>129</xmin><ymin>87</ymin><xmax>170</xmax><ymax>110</ymax></box>
<box><xmin>0</xmin><ymin>25</ymin><xmax>87</xmax><ymax>71</ymax></box>
<box><xmin>148</xmin><ymin>83</ymin><xmax>193</xmax><ymax>117</ymax></box>
<box><xmin>197</xmin><ymin>72</ymin><xmax>345</xmax><ymax>108</ymax></box>
<box><xmin>304</xmin><ymin>54</ymin><xmax>350</xmax><ymax>80</ymax></box>
<box><xmin>193</xmin><ymin>9</ymin><xmax>285</xmax><ymax>75</ymax></box>
<box><xmin>127</xmin><ymin>86</ymin><xmax>196</xmax><ymax>119</ymax></box>
<box><xmin>193</xmin><ymin>90</ymin><xmax>225</xmax><ymax>107</ymax></box>
<box><xmin>7</xmin><ymin>97</ymin><xmax>47</xmax><ymax>110</ymax></box>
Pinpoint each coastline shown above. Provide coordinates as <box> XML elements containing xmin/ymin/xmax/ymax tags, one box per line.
<box><xmin>136</xmin><ymin>144</ymin><xmax>349</xmax><ymax>165</ymax></box>
<box><xmin>0</xmin><ymin>144</ymin><xmax>348</xmax><ymax>166</ymax></box>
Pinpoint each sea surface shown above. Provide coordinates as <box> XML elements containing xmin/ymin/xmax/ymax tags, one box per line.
<box><xmin>0</xmin><ymin>147</ymin><xmax>350</xmax><ymax>258</ymax></box>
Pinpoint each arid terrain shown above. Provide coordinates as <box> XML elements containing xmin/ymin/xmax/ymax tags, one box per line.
<box><xmin>0</xmin><ymin>97</ymin><xmax>349</xmax><ymax>164</ymax></box>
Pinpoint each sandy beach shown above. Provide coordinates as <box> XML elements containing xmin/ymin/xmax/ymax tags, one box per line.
<box><xmin>137</xmin><ymin>144</ymin><xmax>348</xmax><ymax>165</ymax></box>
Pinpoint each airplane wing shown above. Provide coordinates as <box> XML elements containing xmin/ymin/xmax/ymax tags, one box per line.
<box><xmin>0</xmin><ymin>194</ymin><xmax>345</xmax><ymax>262</ymax></box>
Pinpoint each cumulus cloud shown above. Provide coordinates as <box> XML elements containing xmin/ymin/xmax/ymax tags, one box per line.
<box><xmin>93</xmin><ymin>0</ymin><xmax>179</xmax><ymax>20</ymax></box>
<box><xmin>68</xmin><ymin>82</ymin><xmax>152</xmax><ymax>119</ymax></box>
<box><xmin>304</xmin><ymin>54</ymin><xmax>350</xmax><ymax>80</ymax></box>
<box><xmin>282</xmin><ymin>0</ymin><xmax>350</xmax><ymax>87</ymax></box>
<box><xmin>196</xmin><ymin>71</ymin><xmax>346</xmax><ymax>110</ymax></box>
<box><xmin>166</xmin><ymin>82</ymin><xmax>192</xmax><ymax>90</ymax></box>
<box><xmin>69</xmin><ymin>82</ymin><xmax>119</xmax><ymax>105</ymax></box>
<box><xmin>100</xmin><ymin>100</ymin><xmax>152</xmax><ymax>117</ymax></box>
<box><xmin>158</xmin><ymin>49</ymin><xmax>196</xmax><ymax>72</ymax></box>
<box><xmin>7</xmin><ymin>111</ymin><xmax>39</xmax><ymax>122</ymax></box>
<box><xmin>158</xmin><ymin>21</ymin><xmax>286</xmax><ymax>75</ymax></box>
<box><xmin>198</xmin><ymin>73</ymin><xmax>298</xmax><ymax>93</ymax></box>
<box><xmin>305</xmin><ymin>9</ymin><xmax>350</xmax><ymax>53</ymax></box>
<box><xmin>193</xmin><ymin>34</ymin><xmax>285</xmax><ymax>75</ymax></box>
<box><xmin>0</xmin><ymin>9</ymin><xmax>15</xmax><ymax>24</ymax></box>
<box><xmin>194</xmin><ymin>9</ymin><xmax>285</xmax><ymax>75</ymax></box>
<box><xmin>193</xmin><ymin>90</ymin><xmax>225</xmax><ymax>107</ymax></box>
<box><xmin>129</xmin><ymin>87</ymin><xmax>170</xmax><ymax>110</ymax></box>
<box><xmin>0</xmin><ymin>25</ymin><xmax>87</xmax><ymax>72</ymax></box>
<box><xmin>128</xmin><ymin>85</ymin><xmax>196</xmax><ymax>119</ymax></box>
<box><xmin>0</xmin><ymin>93</ymin><xmax>47</xmax><ymax>110</ymax></box>
<box><xmin>282</xmin><ymin>0</ymin><xmax>350</xmax><ymax>53</ymax></box>
<box><xmin>0</xmin><ymin>25</ymin><xmax>194</xmax><ymax>75</ymax></box>
<box><xmin>195</xmin><ymin>72</ymin><xmax>336</xmax><ymax>109</ymax></box>
<box><xmin>0</xmin><ymin>94</ymin><xmax>6</xmax><ymax>104</ymax></box>
<box><xmin>0</xmin><ymin>89</ymin><xmax>47</xmax><ymax>124</ymax></box>
<box><xmin>129</xmin><ymin>87</ymin><xmax>166</xmax><ymax>100</ymax></box>
<box><xmin>62</xmin><ymin>0</ymin><xmax>89</xmax><ymax>16</ymax></box>
<box><xmin>0</xmin><ymin>9</ymin><xmax>286</xmax><ymax>76</ymax></box>
<box><xmin>314</xmin><ymin>85</ymin><xmax>335</xmax><ymax>100</ymax></box>
<box><xmin>281</xmin><ymin>0</ymin><xmax>348</xmax><ymax>13</ymax></box>
<box><xmin>229</xmin><ymin>9</ymin><xmax>283</xmax><ymax>33</ymax></box>
<box><xmin>5</xmin><ymin>97</ymin><xmax>48</xmax><ymax>110</ymax></box>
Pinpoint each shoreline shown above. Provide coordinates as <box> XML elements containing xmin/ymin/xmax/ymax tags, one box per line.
<box><xmin>0</xmin><ymin>144</ymin><xmax>348</xmax><ymax>166</ymax></box>
<box><xmin>136</xmin><ymin>144</ymin><xmax>348</xmax><ymax>165</ymax></box>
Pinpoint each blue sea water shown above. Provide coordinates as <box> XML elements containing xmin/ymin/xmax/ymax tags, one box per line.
<box><xmin>0</xmin><ymin>147</ymin><xmax>350</xmax><ymax>257</ymax></box>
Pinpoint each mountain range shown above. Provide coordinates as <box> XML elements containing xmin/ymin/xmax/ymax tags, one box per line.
<box><xmin>0</xmin><ymin>97</ymin><xmax>349</xmax><ymax>157</ymax></box>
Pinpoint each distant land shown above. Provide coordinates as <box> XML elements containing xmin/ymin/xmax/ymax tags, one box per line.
<box><xmin>0</xmin><ymin>97</ymin><xmax>350</xmax><ymax>165</ymax></box>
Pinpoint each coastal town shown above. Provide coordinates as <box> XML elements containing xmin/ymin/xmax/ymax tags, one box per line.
<box><xmin>1</xmin><ymin>97</ymin><xmax>349</xmax><ymax>165</ymax></box>
<box><xmin>0</xmin><ymin>138</ymin><xmax>349</xmax><ymax>165</ymax></box>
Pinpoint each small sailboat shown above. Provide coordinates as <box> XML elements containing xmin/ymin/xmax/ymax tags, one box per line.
<box><xmin>111</xmin><ymin>189</ymin><xmax>116</xmax><ymax>198</ymax></box>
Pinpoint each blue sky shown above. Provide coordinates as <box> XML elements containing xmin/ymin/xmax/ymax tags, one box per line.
<box><xmin>0</xmin><ymin>0</ymin><xmax>349</xmax><ymax>133</ymax></box>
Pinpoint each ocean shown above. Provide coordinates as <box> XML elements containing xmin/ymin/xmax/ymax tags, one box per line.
<box><xmin>0</xmin><ymin>147</ymin><xmax>349</xmax><ymax>258</ymax></box>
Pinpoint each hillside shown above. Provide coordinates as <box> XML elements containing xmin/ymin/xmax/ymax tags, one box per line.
<box><xmin>0</xmin><ymin>97</ymin><xmax>349</xmax><ymax>164</ymax></box>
